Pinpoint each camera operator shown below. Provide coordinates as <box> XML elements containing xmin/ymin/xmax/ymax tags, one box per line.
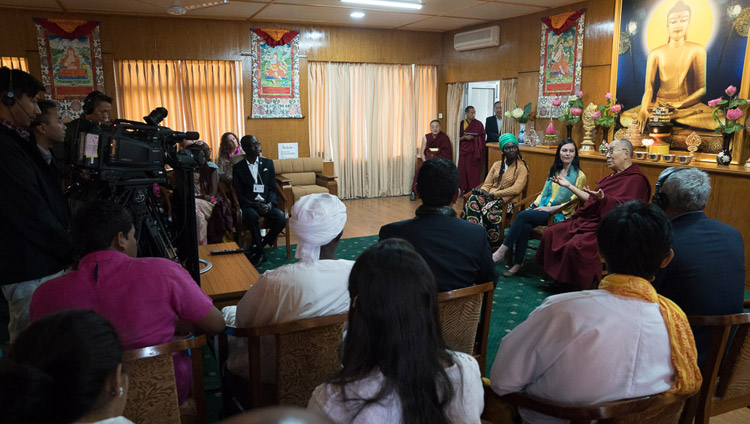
<box><xmin>0</xmin><ymin>67</ymin><xmax>73</xmax><ymax>341</ymax></box>
<box><xmin>55</xmin><ymin>90</ymin><xmax>112</xmax><ymax>184</ymax></box>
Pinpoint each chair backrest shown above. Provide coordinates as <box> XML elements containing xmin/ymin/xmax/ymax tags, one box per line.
<box><xmin>122</xmin><ymin>335</ymin><xmax>207</xmax><ymax>424</ymax></box>
<box><xmin>438</xmin><ymin>282</ymin><xmax>494</xmax><ymax>374</ymax></box>
<box><xmin>274</xmin><ymin>157</ymin><xmax>324</xmax><ymax>175</ymax></box>
<box><xmin>483</xmin><ymin>384</ymin><xmax>692</xmax><ymax>424</ymax></box>
<box><xmin>227</xmin><ymin>313</ymin><xmax>347</xmax><ymax>408</ymax></box>
<box><xmin>680</xmin><ymin>313</ymin><xmax>750</xmax><ymax>424</ymax></box>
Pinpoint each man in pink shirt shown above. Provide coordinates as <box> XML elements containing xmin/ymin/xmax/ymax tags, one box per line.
<box><xmin>30</xmin><ymin>200</ymin><xmax>225</xmax><ymax>404</ymax></box>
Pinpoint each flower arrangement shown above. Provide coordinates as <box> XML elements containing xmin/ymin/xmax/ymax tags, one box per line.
<box><xmin>505</xmin><ymin>102</ymin><xmax>533</xmax><ymax>124</ymax></box>
<box><xmin>555</xmin><ymin>91</ymin><xmax>585</xmax><ymax>125</ymax></box>
<box><xmin>593</xmin><ymin>92</ymin><xmax>622</xmax><ymax>129</ymax></box>
<box><xmin>708</xmin><ymin>85</ymin><xmax>747</xmax><ymax>134</ymax></box>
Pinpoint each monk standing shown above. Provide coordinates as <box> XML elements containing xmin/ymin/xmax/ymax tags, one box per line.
<box><xmin>411</xmin><ymin>120</ymin><xmax>452</xmax><ymax>200</ymax></box>
<box><xmin>535</xmin><ymin>139</ymin><xmax>651</xmax><ymax>290</ymax></box>
<box><xmin>458</xmin><ymin>106</ymin><xmax>486</xmax><ymax>193</ymax></box>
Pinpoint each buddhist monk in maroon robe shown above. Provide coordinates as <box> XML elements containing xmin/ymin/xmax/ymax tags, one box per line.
<box><xmin>411</xmin><ymin>120</ymin><xmax>453</xmax><ymax>197</ymax></box>
<box><xmin>458</xmin><ymin>106</ymin><xmax>486</xmax><ymax>193</ymax></box>
<box><xmin>535</xmin><ymin>139</ymin><xmax>651</xmax><ymax>290</ymax></box>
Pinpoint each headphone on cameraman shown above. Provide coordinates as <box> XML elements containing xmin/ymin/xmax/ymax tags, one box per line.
<box><xmin>1</xmin><ymin>67</ymin><xmax>15</xmax><ymax>107</ymax></box>
<box><xmin>652</xmin><ymin>167</ymin><xmax>689</xmax><ymax>210</ymax></box>
<box><xmin>82</xmin><ymin>90</ymin><xmax>106</xmax><ymax>115</ymax></box>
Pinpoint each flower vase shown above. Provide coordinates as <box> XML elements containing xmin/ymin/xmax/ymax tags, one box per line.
<box><xmin>518</xmin><ymin>123</ymin><xmax>526</xmax><ymax>144</ymax></box>
<box><xmin>599</xmin><ymin>126</ymin><xmax>610</xmax><ymax>152</ymax></box>
<box><xmin>566</xmin><ymin>124</ymin><xmax>573</xmax><ymax>139</ymax></box>
<box><xmin>717</xmin><ymin>132</ymin><xmax>733</xmax><ymax>165</ymax></box>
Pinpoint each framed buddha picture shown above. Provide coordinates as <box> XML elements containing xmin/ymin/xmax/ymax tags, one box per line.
<box><xmin>611</xmin><ymin>0</ymin><xmax>750</xmax><ymax>162</ymax></box>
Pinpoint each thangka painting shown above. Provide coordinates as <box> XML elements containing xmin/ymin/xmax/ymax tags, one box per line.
<box><xmin>34</xmin><ymin>18</ymin><xmax>104</xmax><ymax>121</ymax></box>
<box><xmin>614</xmin><ymin>0</ymin><xmax>750</xmax><ymax>154</ymax></box>
<box><xmin>250</xmin><ymin>29</ymin><xmax>303</xmax><ymax>119</ymax></box>
<box><xmin>537</xmin><ymin>10</ymin><xmax>585</xmax><ymax>119</ymax></box>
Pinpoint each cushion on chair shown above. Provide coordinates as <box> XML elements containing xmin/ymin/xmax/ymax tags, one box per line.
<box><xmin>282</xmin><ymin>172</ymin><xmax>317</xmax><ymax>186</ymax></box>
<box><xmin>291</xmin><ymin>185</ymin><xmax>330</xmax><ymax>201</ymax></box>
<box><xmin>276</xmin><ymin>322</ymin><xmax>345</xmax><ymax>406</ymax></box>
<box><xmin>123</xmin><ymin>354</ymin><xmax>181</xmax><ymax>424</ymax></box>
<box><xmin>274</xmin><ymin>157</ymin><xmax>324</xmax><ymax>174</ymax></box>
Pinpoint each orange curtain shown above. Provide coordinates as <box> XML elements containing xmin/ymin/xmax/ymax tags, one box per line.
<box><xmin>308</xmin><ymin>62</ymin><xmax>437</xmax><ymax>198</ymax></box>
<box><xmin>1</xmin><ymin>57</ymin><xmax>29</xmax><ymax>71</ymax></box>
<box><xmin>114</xmin><ymin>59</ymin><xmax>243</xmax><ymax>155</ymax></box>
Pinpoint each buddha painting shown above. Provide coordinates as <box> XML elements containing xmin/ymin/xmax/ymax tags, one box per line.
<box><xmin>617</xmin><ymin>0</ymin><xmax>750</xmax><ymax>153</ymax></box>
<box><xmin>57</xmin><ymin>46</ymin><xmax>88</xmax><ymax>79</ymax></box>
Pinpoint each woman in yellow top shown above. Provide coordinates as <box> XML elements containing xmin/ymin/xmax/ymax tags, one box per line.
<box><xmin>493</xmin><ymin>138</ymin><xmax>587</xmax><ymax>277</ymax></box>
<box><xmin>461</xmin><ymin>133</ymin><xmax>528</xmax><ymax>250</ymax></box>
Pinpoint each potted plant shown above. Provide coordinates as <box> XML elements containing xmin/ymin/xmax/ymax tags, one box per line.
<box><xmin>504</xmin><ymin>101</ymin><xmax>533</xmax><ymax>143</ymax></box>
<box><xmin>593</xmin><ymin>93</ymin><xmax>621</xmax><ymax>153</ymax></box>
<box><xmin>555</xmin><ymin>91</ymin><xmax>584</xmax><ymax>138</ymax></box>
<box><xmin>708</xmin><ymin>85</ymin><xmax>747</xmax><ymax>165</ymax></box>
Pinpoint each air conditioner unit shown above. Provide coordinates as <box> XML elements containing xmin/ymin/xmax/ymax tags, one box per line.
<box><xmin>454</xmin><ymin>26</ymin><xmax>500</xmax><ymax>52</ymax></box>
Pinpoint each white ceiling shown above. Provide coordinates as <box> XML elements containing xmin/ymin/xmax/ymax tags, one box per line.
<box><xmin>0</xmin><ymin>0</ymin><xmax>581</xmax><ymax>32</ymax></box>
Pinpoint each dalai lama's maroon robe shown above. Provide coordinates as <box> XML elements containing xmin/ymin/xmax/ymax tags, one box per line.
<box><xmin>458</xmin><ymin>119</ymin><xmax>486</xmax><ymax>192</ymax></box>
<box><xmin>535</xmin><ymin>163</ymin><xmax>651</xmax><ymax>289</ymax></box>
<box><xmin>412</xmin><ymin>132</ymin><xmax>453</xmax><ymax>194</ymax></box>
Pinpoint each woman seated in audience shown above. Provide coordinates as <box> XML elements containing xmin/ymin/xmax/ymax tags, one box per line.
<box><xmin>461</xmin><ymin>133</ymin><xmax>529</xmax><ymax>250</ymax></box>
<box><xmin>217</xmin><ymin>132</ymin><xmax>242</xmax><ymax>183</ymax></box>
<box><xmin>308</xmin><ymin>239</ymin><xmax>483</xmax><ymax>424</ymax></box>
<box><xmin>0</xmin><ymin>309</ymin><xmax>131</xmax><ymax>424</ymax></box>
<box><xmin>493</xmin><ymin>138</ymin><xmax>587</xmax><ymax>277</ymax></box>
<box><xmin>188</xmin><ymin>141</ymin><xmax>220</xmax><ymax>245</ymax></box>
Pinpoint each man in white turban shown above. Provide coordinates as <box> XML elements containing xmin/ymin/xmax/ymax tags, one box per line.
<box><xmin>223</xmin><ymin>193</ymin><xmax>352</xmax><ymax>380</ymax></box>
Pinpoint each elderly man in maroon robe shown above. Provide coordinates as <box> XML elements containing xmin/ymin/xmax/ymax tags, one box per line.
<box><xmin>458</xmin><ymin>106</ymin><xmax>486</xmax><ymax>193</ymax></box>
<box><xmin>410</xmin><ymin>119</ymin><xmax>453</xmax><ymax>200</ymax></box>
<box><xmin>535</xmin><ymin>139</ymin><xmax>651</xmax><ymax>290</ymax></box>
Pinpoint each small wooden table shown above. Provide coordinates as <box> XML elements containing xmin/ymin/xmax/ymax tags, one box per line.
<box><xmin>198</xmin><ymin>242</ymin><xmax>259</xmax><ymax>307</ymax></box>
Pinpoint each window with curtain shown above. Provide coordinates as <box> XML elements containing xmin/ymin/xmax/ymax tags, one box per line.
<box><xmin>1</xmin><ymin>57</ymin><xmax>29</xmax><ymax>71</ymax></box>
<box><xmin>113</xmin><ymin>59</ymin><xmax>244</xmax><ymax>155</ymax></box>
<box><xmin>308</xmin><ymin>62</ymin><xmax>437</xmax><ymax>198</ymax></box>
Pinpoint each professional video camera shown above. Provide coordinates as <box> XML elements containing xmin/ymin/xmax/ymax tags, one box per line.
<box><xmin>68</xmin><ymin>107</ymin><xmax>204</xmax><ymax>283</ymax></box>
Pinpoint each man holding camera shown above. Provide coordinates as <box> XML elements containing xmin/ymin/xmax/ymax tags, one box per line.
<box><xmin>0</xmin><ymin>67</ymin><xmax>73</xmax><ymax>341</ymax></box>
<box><xmin>233</xmin><ymin>135</ymin><xmax>286</xmax><ymax>266</ymax></box>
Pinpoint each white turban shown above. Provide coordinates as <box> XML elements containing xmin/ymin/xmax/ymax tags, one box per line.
<box><xmin>290</xmin><ymin>193</ymin><xmax>347</xmax><ymax>263</ymax></box>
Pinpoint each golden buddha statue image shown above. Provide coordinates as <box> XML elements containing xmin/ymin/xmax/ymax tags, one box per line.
<box><xmin>621</xmin><ymin>0</ymin><xmax>717</xmax><ymax>152</ymax></box>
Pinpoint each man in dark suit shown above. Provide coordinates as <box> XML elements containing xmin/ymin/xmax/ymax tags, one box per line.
<box><xmin>232</xmin><ymin>135</ymin><xmax>286</xmax><ymax>266</ymax></box>
<box><xmin>652</xmin><ymin>167</ymin><xmax>745</xmax><ymax>366</ymax></box>
<box><xmin>485</xmin><ymin>101</ymin><xmax>503</xmax><ymax>145</ymax></box>
<box><xmin>380</xmin><ymin>157</ymin><xmax>497</xmax><ymax>292</ymax></box>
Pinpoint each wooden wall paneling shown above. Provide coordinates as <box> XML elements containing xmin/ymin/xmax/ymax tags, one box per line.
<box><xmin>580</xmin><ymin>0</ymin><xmax>616</xmax><ymax>68</ymax></box>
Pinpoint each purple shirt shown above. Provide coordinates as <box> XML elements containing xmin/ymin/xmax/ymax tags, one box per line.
<box><xmin>30</xmin><ymin>250</ymin><xmax>214</xmax><ymax>403</ymax></box>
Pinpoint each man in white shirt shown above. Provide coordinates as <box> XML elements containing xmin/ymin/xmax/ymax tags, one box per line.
<box><xmin>490</xmin><ymin>201</ymin><xmax>700</xmax><ymax>424</ymax></box>
<box><xmin>224</xmin><ymin>193</ymin><xmax>352</xmax><ymax>380</ymax></box>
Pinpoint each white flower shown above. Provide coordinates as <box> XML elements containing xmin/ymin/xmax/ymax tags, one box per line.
<box><xmin>512</xmin><ymin>108</ymin><xmax>524</xmax><ymax>119</ymax></box>
<box><xmin>504</xmin><ymin>111</ymin><xmax>511</xmax><ymax>117</ymax></box>
<box><xmin>568</xmin><ymin>95</ymin><xmax>577</xmax><ymax>102</ymax></box>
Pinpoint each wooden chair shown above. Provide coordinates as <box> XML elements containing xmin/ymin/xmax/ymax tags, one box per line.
<box><xmin>221</xmin><ymin>179</ymin><xmax>292</xmax><ymax>259</ymax></box>
<box><xmin>122</xmin><ymin>335</ymin><xmax>207</xmax><ymax>424</ymax></box>
<box><xmin>483</xmin><ymin>382</ymin><xmax>693</xmax><ymax>424</ymax></box>
<box><xmin>678</xmin><ymin>309</ymin><xmax>750</xmax><ymax>424</ymax></box>
<box><xmin>217</xmin><ymin>313</ymin><xmax>347</xmax><ymax>410</ymax></box>
<box><xmin>438</xmin><ymin>282</ymin><xmax>494</xmax><ymax>374</ymax></box>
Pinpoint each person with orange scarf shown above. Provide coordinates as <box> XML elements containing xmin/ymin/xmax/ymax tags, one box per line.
<box><xmin>489</xmin><ymin>201</ymin><xmax>701</xmax><ymax>424</ymax></box>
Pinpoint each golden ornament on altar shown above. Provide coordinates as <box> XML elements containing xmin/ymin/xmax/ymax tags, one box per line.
<box><xmin>581</xmin><ymin>102</ymin><xmax>597</xmax><ymax>151</ymax></box>
<box><xmin>685</xmin><ymin>131</ymin><xmax>702</xmax><ymax>155</ymax></box>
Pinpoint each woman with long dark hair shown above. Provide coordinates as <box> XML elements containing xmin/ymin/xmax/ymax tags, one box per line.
<box><xmin>188</xmin><ymin>141</ymin><xmax>220</xmax><ymax>245</ymax></box>
<box><xmin>216</xmin><ymin>132</ymin><xmax>242</xmax><ymax>183</ymax></box>
<box><xmin>308</xmin><ymin>239</ymin><xmax>483</xmax><ymax>424</ymax></box>
<box><xmin>0</xmin><ymin>309</ymin><xmax>130</xmax><ymax>424</ymax></box>
<box><xmin>493</xmin><ymin>138</ymin><xmax>587</xmax><ymax>277</ymax></box>
<box><xmin>461</xmin><ymin>133</ymin><xmax>529</xmax><ymax>250</ymax></box>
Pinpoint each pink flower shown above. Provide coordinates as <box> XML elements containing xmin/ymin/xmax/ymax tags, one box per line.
<box><xmin>552</xmin><ymin>98</ymin><xmax>562</xmax><ymax>107</ymax></box>
<box><xmin>726</xmin><ymin>107</ymin><xmax>743</xmax><ymax>121</ymax></box>
<box><xmin>592</xmin><ymin>111</ymin><xmax>602</xmax><ymax>119</ymax></box>
<box><xmin>605</xmin><ymin>92</ymin><xmax>613</xmax><ymax>100</ymax></box>
<box><xmin>570</xmin><ymin>107</ymin><xmax>582</xmax><ymax>116</ymax></box>
<box><xmin>610</xmin><ymin>104</ymin><xmax>622</xmax><ymax>113</ymax></box>
<box><xmin>577</xmin><ymin>91</ymin><xmax>583</xmax><ymax>98</ymax></box>
<box><xmin>708</xmin><ymin>97</ymin><xmax>723</xmax><ymax>108</ymax></box>
<box><xmin>726</xmin><ymin>85</ymin><xmax>737</xmax><ymax>96</ymax></box>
